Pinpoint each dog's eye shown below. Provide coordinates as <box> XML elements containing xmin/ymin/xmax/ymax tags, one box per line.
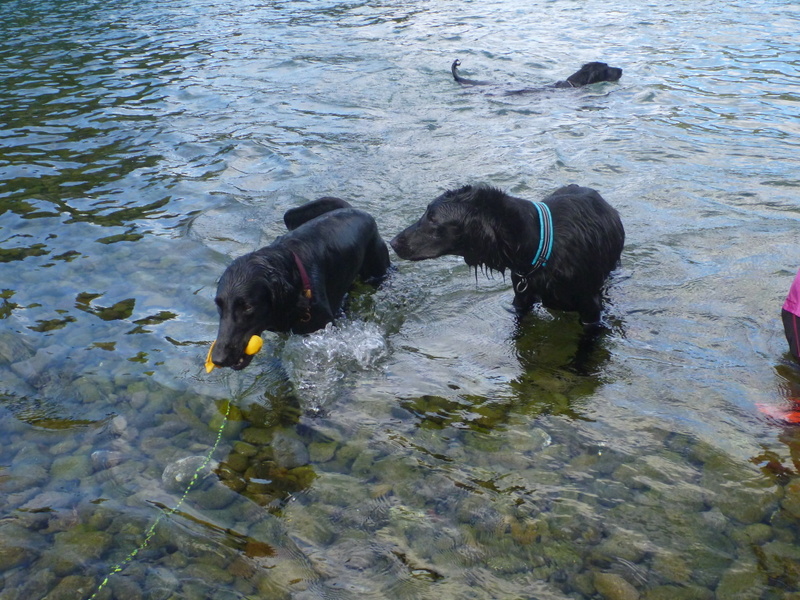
<box><xmin>243</xmin><ymin>304</ymin><xmax>254</xmax><ymax>314</ymax></box>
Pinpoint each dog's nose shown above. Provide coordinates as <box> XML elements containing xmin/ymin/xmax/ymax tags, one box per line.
<box><xmin>389</xmin><ymin>235</ymin><xmax>404</xmax><ymax>254</ymax></box>
<box><xmin>210</xmin><ymin>342</ymin><xmax>234</xmax><ymax>368</ymax></box>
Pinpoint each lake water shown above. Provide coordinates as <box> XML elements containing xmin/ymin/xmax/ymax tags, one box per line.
<box><xmin>1</xmin><ymin>0</ymin><xmax>800</xmax><ymax>598</ymax></box>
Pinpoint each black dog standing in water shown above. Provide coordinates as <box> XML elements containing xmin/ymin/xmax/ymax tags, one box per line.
<box><xmin>390</xmin><ymin>184</ymin><xmax>625</xmax><ymax>329</ymax></box>
<box><xmin>451</xmin><ymin>59</ymin><xmax>623</xmax><ymax>92</ymax></box>
<box><xmin>210</xmin><ymin>198</ymin><xmax>391</xmax><ymax>370</ymax></box>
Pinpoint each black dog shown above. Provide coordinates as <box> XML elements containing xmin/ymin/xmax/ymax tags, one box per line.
<box><xmin>552</xmin><ymin>61</ymin><xmax>623</xmax><ymax>88</ymax></box>
<box><xmin>210</xmin><ymin>198</ymin><xmax>391</xmax><ymax>370</ymax></box>
<box><xmin>390</xmin><ymin>184</ymin><xmax>624</xmax><ymax>326</ymax></box>
<box><xmin>451</xmin><ymin>59</ymin><xmax>622</xmax><ymax>92</ymax></box>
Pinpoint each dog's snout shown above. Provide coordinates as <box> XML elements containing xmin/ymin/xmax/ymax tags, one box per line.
<box><xmin>210</xmin><ymin>340</ymin><xmax>234</xmax><ymax>367</ymax></box>
<box><xmin>389</xmin><ymin>233</ymin><xmax>404</xmax><ymax>253</ymax></box>
<box><xmin>389</xmin><ymin>232</ymin><xmax>414</xmax><ymax>260</ymax></box>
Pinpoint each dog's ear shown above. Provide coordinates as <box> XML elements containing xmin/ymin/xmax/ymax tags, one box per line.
<box><xmin>567</xmin><ymin>65</ymin><xmax>591</xmax><ymax>86</ymax></box>
<box><xmin>459</xmin><ymin>186</ymin><xmax>509</xmax><ymax>271</ymax></box>
<box><xmin>250</xmin><ymin>255</ymin><xmax>293</xmax><ymax>307</ymax></box>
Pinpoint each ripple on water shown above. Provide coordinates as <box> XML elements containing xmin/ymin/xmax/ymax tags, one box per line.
<box><xmin>2</xmin><ymin>0</ymin><xmax>800</xmax><ymax>598</ymax></box>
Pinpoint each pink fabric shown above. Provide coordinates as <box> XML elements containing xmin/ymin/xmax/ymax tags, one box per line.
<box><xmin>784</xmin><ymin>268</ymin><xmax>800</xmax><ymax>317</ymax></box>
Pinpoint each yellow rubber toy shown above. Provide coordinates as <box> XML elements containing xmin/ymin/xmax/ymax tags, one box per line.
<box><xmin>205</xmin><ymin>335</ymin><xmax>263</xmax><ymax>373</ymax></box>
<box><xmin>245</xmin><ymin>335</ymin><xmax>263</xmax><ymax>355</ymax></box>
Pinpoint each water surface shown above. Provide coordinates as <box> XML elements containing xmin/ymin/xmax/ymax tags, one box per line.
<box><xmin>1</xmin><ymin>0</ymin><xmax>800</xmax><ymax>598</ymax></box>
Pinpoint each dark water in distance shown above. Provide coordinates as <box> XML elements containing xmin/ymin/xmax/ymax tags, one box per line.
<box><xmin>1</xmin><ymin>0</ymin><xmax>800</xmax><ymax>598</ymax></box>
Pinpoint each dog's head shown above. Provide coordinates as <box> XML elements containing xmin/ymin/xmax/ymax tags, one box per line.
<box><xmin>567</xmin><ymin>62</ymin><xmax>623</xmax><ymax>87</ymax></box>
<box><xmin>210</xmin><ymin>252</ymin><xmax>292</xmax><ymax>370</ymax></box>
<box><xmin>390</xmin><ymin>186</ymin><xmax>508</xmax><ymax>269</ymax></box>
<box><xmin>390</xmin><ymin>188</ymin><xmax>475</xmax><ymax>261</ymax></box>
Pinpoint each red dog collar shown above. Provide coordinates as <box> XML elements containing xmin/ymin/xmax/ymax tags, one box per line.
<box><xmin>292</xmin><ymin>252</ymin><xmax>313</xmax><ymax>322</ymax></box>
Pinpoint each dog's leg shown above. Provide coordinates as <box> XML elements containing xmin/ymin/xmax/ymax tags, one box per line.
<box><xmin>510</xmin><ymin>274</ymin><xmax>541</xmax><ymax>314</ymax></box>
<box><xmin>567</xmin><ymin>322</ymin><xmax>606</xmax><ymax>375</ymax></box>
<box><xmin>566</xmin><ymin>294</ymin><xmax>608</xmax><ymax>374</ymax></box>
<box><xmin>576</xmin><ymin>294</ymin><xmax>603</xmax><ymax>328</ymax></box>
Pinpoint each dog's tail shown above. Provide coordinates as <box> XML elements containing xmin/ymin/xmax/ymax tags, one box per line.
<box><xmin>283</xmin><ymin>197</ymin><xmax>352</xmax><ymax>231</ymax></box>
<box><xmin>451</xmin><ymin>59</ymin><xmax>492</xmax><ymax>86</ymax></box>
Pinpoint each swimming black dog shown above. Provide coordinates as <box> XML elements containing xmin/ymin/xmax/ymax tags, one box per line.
<box><xmin>390</xmin><ymin>184</ymin><xmax>624</xmax><ymax>326</ymax></box>
<box><xmin>451</xmin><ymin>59</ymin><xmax>623</xmax><ymax>92</ymax></box>
<box><xmin>552</xmin><ymin>61</ymin><xmax>623</xmax><ymax>88</ymax></box>
<box><xmin>210</xmin><ymin>198</ymin><xmax>391</xmax><ymax>370</ymax></box>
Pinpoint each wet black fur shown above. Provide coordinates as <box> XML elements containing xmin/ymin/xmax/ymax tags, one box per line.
<box><xmin>451</xmin><ymin>59</ymin><xmax>622</xmax><ymax>93</ymax></box>
<box><xmin>283</xmin><ymin>196</ymin><xmax>352</xmax><ymax>230</ymax></box>
<box><xmin>390</xmin><ymin>184</ymin><xmax>624</xmax><ymax>326</ymax></box>
<box><xmin>211</xmin><ymin>198</ymin><xmax>391</xmax><ymax>370</ymax></box>
<box><xmin>554</xmin><ymin>61</ymin><xmax>623</xmax><ymax>88</ymax></box>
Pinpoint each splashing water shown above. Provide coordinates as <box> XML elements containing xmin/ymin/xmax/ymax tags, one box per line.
<box><xmin>281</xmin><ymin>319</ymin><xmax>389</xmax><ymax>413</ymax></box>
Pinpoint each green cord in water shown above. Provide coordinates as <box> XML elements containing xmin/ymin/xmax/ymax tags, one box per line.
<box><xmin>88</xmin><ymin>399</ymin><xmax>232</xmax><ymax>599</ymax></box>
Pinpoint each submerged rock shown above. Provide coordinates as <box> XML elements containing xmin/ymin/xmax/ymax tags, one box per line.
<box><xmin>162</xmin><ymin>455</ymin><xmax>219</xmax><ymax>493</ymax></box>
<box><xmin>714</xmin><ymin>560</ymin><xmax>767</xmax><ymax>600</ymax></box>
<box><xmin>0</xmin><ymin>331</ymin><xmax>34</xmax><ymax>365</ymax></box>
<box><xmin>781</xmin><ymin>476</ymin><xmax>800</xmax><ymax>520</ymax></box>
<box><xmin>593</xmin><ymin>571</ymin><xmax>640</xmax><ymax>600</ymax></box>
<box><xmin>42</xmin><ymin>575</ymin><xmax>95</xmax><ymax>600</ymax></box>
<box><xmin>50</xmin><ymin>454</ymin><xmax>92</xmax><ymax>481</ymax></box>
<box><xmin>308</xmin><ymin>440</ymin><xmax>337</xmax><ymax>463</ymax></box>
<box><xmin>91</xmin><ymin>450</ymin><xmax>126</xmax><ymax>472</ymax></box>
<box><xmin>642</xmin><ymin>584</ymin><xmax>713</xmax><ymax>600</ymax></box>
<box><xmin>241</xmin><ymin>427</ymin><xmax>272</xmax><ymax>446</ymax></box>
<box><xmin>271</xmin><ymin>431</ymin><xmax>309</xmax><ymax>469</ymax></box>
<box><xmin>20</xmin><ymin>490</ymin><xmax>74</xmax><ymax>512</ymax></box>
<box><xmin>755</xmin><ymin>540</ymin><xmax>800</xmax><ymax>582</ymax></box>
<box><xmin>0</xmin><ymin>524</ymin><xmax>30</xmax><ymax>570</ymax></box>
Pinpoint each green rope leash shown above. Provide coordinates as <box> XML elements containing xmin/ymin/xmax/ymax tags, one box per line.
<box><xmin>88</xmin><ymin>399</ymin><xmax>232</xmax><ymax>599</ymax></box>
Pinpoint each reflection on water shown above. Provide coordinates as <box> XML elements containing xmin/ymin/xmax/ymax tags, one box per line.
<box><xmin>2</xmin><ymin>0</ymin><xmax>800</xmax><ymax>597</ymax></box>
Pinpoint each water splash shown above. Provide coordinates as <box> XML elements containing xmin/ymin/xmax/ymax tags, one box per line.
<box><xmin>281</xmin><ymin>319</ymin><xmax>389</xmax><ymax>414</ymax></box>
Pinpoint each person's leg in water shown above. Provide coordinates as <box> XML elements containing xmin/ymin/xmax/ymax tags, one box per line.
<box><xmin>783</xmin><ymin>308</ymin><xmax>800</xmax><ymax>363</ymax></box>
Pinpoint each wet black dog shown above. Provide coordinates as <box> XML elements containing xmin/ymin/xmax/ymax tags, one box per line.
<box><xmin>451</xmin><ymin>59</ymin><xmax>622</xmax><ymax>93</ymax></box>
<box><xmin>210</xmin><ymin>198</ymin><xmax>391</xmax><ymax>370</ymax></box>
<box><xmin>552</xmin><ymin>61</ymin><xmax>623</xmax><ymax>88</ymax></box>
<box><xmin>390</xmin><ymin>184</ymin><xmax>624</xmax><ymax>326</ymax></box>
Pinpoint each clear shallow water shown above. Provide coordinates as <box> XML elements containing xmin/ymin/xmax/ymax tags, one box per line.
<box><xmin>1</xmin><ymin>0</ymin><xmax>800</xmax><ymax>598</ymax></box>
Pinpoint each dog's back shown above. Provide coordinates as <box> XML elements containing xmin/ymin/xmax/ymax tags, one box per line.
<box><xmin>283</xmin><ymin>207</ymin><xmax>391</xmax><ymax>285</ymax></box>
<box><xmin>544</xmin><ymin>185</ymin><xmax>624</xmax><ymax>275</ymax></box>
<box><xmin>284</xmin><ymin>197</ymin><xmax>352</xmax><ymax>230</ymax></box>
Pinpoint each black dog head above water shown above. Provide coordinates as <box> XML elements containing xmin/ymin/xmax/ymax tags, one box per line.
<box><xmin>390</xmin><ymin>186</ymin><xmax>514</xmax><ymax>271</ymax></box>
<box><xmin>211</xmin><ymin>249</ymin><xmax>295</xmax><ymax>370</ymax></box>
<box><xmin>555</xmin><ymin>62</ymin><xmax>623</xmax><ymax>88</ymax></box>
